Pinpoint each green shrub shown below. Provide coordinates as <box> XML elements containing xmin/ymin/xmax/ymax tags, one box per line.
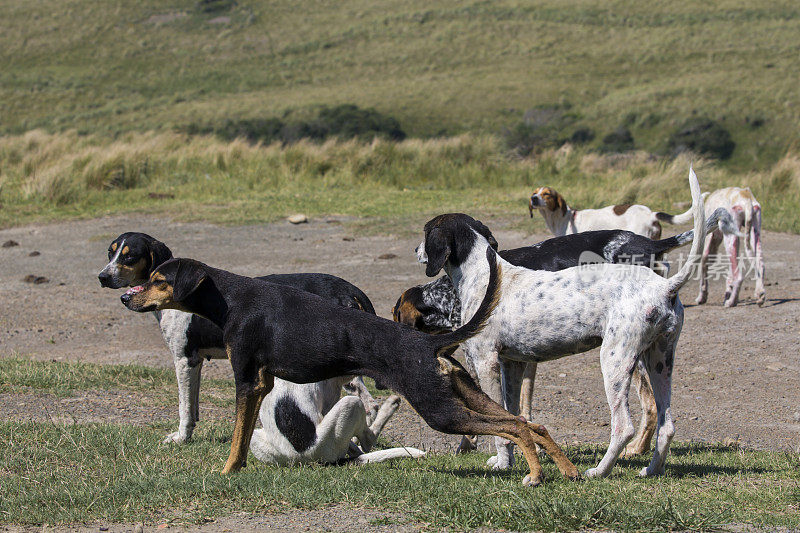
<box><xmin>667</xmin><ymin>118</ymin><xmax>735</xmax><ymax>160</ymax></box>
<box><xmin>599</xmin><ymin>127</ymin><xmax>634</xmax><ymax>153</ymax></box>
<box><xmin>181</xmin><ymin>105</ymin><xmax>405</xmax><ymax>145</ymax></box>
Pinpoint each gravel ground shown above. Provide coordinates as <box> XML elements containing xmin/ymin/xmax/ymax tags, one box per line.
<box><xmin>2</xmin><ymin>213</ymin><xmax>799</xmax><ymax>530</ymax></box>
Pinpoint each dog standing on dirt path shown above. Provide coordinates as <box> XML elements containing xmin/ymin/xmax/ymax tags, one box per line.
<box><xmin>418</xmin><ymin>168</ymin><xmax>706</xmax><ymax>477</ymax></box>
<box><xmin>119</xmin><ymin>248</ymin><xmax>581</xmax><ymax>486</ymax></box>
<box><xmin>696</xmin><ymin>187</ymin><xmax>766</xmax><ymax>307</ymax></box>
<box><xmin>395</xmin><ymin>206</ymin><xmax>737</xmax><ymax>458</ymax></box>
<box><xmin>99</xmin><ymin>233</ymin><xmax>415</xmax><ymax>465</ymax></box>
<box><xmin>529</xmin><ymin>186</ymin><xmax>697</xmax><ymax>239</ymax></box>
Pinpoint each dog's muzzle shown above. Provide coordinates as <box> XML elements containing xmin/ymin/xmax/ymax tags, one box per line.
<box><xmin>415</xmin><ymin>242</ymin><xmax>428</xmax><ymax>264</ymax></box>
<box><xmin>120</xmin><ymin>285</ymin><xmax>144</xmax><ymax>308</ymax></box>
<box><xmin>529</xmin><ymin>196</ymin><xmax>541</xmax><ymax>217</ymax></box>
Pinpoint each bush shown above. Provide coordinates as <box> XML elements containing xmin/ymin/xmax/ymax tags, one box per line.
<box><xmin>570</xmin><ymin>128</ymin><xmax>595</xmax><ymax>144</ymax></box>
<box><xmin>181</xmin><ymin>105</ymin><xmax>406</xmax><ymax>145</ymax></box>
<box><xmin>667</xmin><ymin>118</ymin><xmax>735</xmax><ymax>160</ymax></box>
<box><xmin>502</xmin><ymin>104</ymin><xmax>581</xmax><ymax>157</ymax></box>
<box><xmin>599</xmin><ymin>127</ymin><xmax>634</xmax><ymax>153</ymax></box>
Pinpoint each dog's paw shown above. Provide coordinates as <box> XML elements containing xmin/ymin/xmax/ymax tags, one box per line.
<box><xmin>583</xmin><ymin>467</ymin><xmax>606</xmax><ymax>478</ymax></box>
<box><xmin>522</xmin><ymin>473</ymin><xmax>543</xmax><ymax>487</ymax></box>
<box><xmin>639</xmin><ymin>465</ymin><xmax>665</xmax><ymax>477</ymax></box>
<box><xmin>455</xmin><ymin>435</ymin><xmax>478</xmax><ymax>454</ymax></box>
<box><xmin>622</xmin><ymin>441</ymin><xmax>647</xmax><ymax>458</ymax></box>
<box><xmin>695</xmin><ymin>294</ymin><xmax>707</xmax><ymax>305</ymax></box>
<box><xmin>163</xmin><ymin>431</ymin><xmax>190</xmax><ymax>444</ymax></box>
<box><xmin>487</xmin><ymin>455</ymin><xmax>513</xmax><ymax>470</ymax></box>
<box><xmin>756</xmin><ymin>292</ymin><xmax>766</xmax><ymax>307</ymax></box>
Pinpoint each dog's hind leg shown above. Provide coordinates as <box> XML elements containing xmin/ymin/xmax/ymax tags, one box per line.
<box><xmin>640</xmin><ymin>338</ymin><xmax>678</xmax><ymax>477</ymax></box>
<box><xmin>439</xmin><ymin>357</ymin><xmax>580</xmax><ymax>485</ymax></box>
<box><xmin>520</xmin><ymin>362</ymin><xmax>537</xmax><ymax>423</ymax></box>
<box><xmin>222</xmin><ymin>366</ymin><xmax>274</xmax><ymax>474</ymax></box>
<box><xmin>343</xmin><ymin>376</ymin><xmax>380</xmax><ymax>425</ymax></box>
<box><xmin>696</xmin><ymin>230</ymin><xmax>722</xmax><ymax>305</ymax></box>
<box><xmin>623</xmin><ymin>359</ymin><xmax>656</xmax><ymax>457</ymax></box>
<box><xmin>750</xmin><ymin>205</ymin><xmax>766</xmax><ymax>306</ymax></box>
<box><xmin>723</xmin><ymin>231</ymin><xmax>743</xmax><ymax>307</ymax></box>
<box><xmin>585</xmin><ymin>342</ymin><xmax>636</xmax><ymax>478</ymax></box>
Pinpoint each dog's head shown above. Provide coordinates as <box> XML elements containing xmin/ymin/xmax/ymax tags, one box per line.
<box><xmin>99</xmin><ymin>232</ymin><xmax>173</xmax><ymax>289</ymax></box>
<box><xmin>120</xmin><ymin>258</ymin><xmax>208</xmax><ymax>313</ymax></box>
<box><xmin>529</xmin><ymin>187</ymin><xmax>567</xmax><ymax>217</ymax></box>
<box><xmin>392</xmin><ymin>278</ymin><xmax>459</xmax><ymax>334</ymax></box>
<box><xmin>417</xmin><ymin>214</ymin><xmax>498</xmax><ymax>277</ymax></box>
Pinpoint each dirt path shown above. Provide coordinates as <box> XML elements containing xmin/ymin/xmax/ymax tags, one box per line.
<box><xmin>1</xmin><ymin>214</ymin><xmax>800</xmax><ymax>529</ymax></box>
<box><xmin>2</xmin><ymin>214</ymin><xmax>800</xmax><ymax>450</ymax></box>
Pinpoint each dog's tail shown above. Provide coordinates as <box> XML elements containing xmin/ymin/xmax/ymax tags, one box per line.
<box><xmin>433</xmin><ymin>246</ymin><xmax>501</xmax><ymax>356</ymax></box>
<box><xmin>654</xmin><ymin>201</ymin><xmax>695</xmax><ymax>225</ymax></box>
<box><xmin>649</xmin><ymin>207</ymin><xmax>741</xmax><ymax>255</ymax></box>
<box><xmin>667</xmin><ymin>166</ymin><xmax>705</xmax><ymax>295</ymax></box>
<box><xmin>349</xmin><ymin>447</ymin><xmax>426</xmax><ymax>464</ymax></box>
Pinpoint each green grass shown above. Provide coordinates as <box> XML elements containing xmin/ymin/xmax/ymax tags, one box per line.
<box><xmin>0</xmin><ymin>356</ymin><xmax>234</xmax><ymax>404</ymax></box>
<box><xmin>2</xmin><ymin>131</ymin><xmax>800</xmax><ymax>233</ymax></box>
<box><xmin>0</xmin><ymin>357</ymin><xmax>798</xmax><ymax>529</ymax></box>
<box><xmin>2</xmin><ymin>1</ymin><xmax>799</xmax><ymax>171</ymax></box>
<box><xmin>1</xmin><ymin>421</ymin><xmax>799</xmax><ymax>530</ymax></box>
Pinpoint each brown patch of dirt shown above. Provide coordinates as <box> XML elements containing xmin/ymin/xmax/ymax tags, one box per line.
<box><xmin>1</xmin><ymin>214</ymin><xmax>800</xmax><ymax>528</ymax></box>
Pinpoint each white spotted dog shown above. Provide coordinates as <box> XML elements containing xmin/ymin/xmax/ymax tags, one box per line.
<box><xmin>529</xmin><ymin>187</ymin><xmax>696</xmax><ymax>239</ymax></box>
<box><xmin>250</xmin><ymin>380</ymin><xmax>424</xmax><ymax>465</ymax></box>
<box><xmin>418</xmin><ymin>167</ymin><xmax>706</xmax><ymax>478</ymax></box>
<box><xmin>98</xmin><ymin>233</ymin><xmax>398</xmax><ymax>463</ymax></box>
<box><xmin>696</xmin><ymin>187</ymin><xmax>765</xmax><ymax>307</ymax></box>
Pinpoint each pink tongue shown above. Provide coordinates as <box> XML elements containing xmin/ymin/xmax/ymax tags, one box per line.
<box><xmin>125</xmin><ymin>285</ymin><xmax>145</xmax><ymax>295</ymax></box>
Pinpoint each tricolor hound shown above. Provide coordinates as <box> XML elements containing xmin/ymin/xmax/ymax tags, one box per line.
<box><xmin>417</xmin><ymin>167</ymin><xmax>706</xmax><ymax>477</ymax></box>
<box><xmin>529</xmin><ymin>186</ymin><xmax>696</xmax><ymax>239</ymax></box>
<box><xmin>99</xmin><ymin>233</ymin><xmax>415</xmax><ymax>465</ymax></box>
<box><xmin>395</xmin><ymin>206</ymin><xmax>734</xmax><ymax>457</ymax></box>
<box><xmin>119</xmin><ymin>249</ymin><xmax>581</xmax><ymax>486</ymax></box>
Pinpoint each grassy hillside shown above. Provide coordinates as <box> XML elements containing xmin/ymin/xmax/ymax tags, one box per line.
<box><xmin>2</xmin><ymin>0</ymin><xmax>799</xmax><ymax>171</ymax></box>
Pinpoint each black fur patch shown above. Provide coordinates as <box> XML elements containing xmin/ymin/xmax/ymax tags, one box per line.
<box><xmin>274</xmin><ymin>396</ymin><xmax>317</xmax><ymax>452</ymax></box>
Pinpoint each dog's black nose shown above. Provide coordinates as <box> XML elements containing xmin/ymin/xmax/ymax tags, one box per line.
<box><xmin>530</xmin><ymin>196</ymin><xmax>539</xmax><ymax>206</ymax></box>
<box><xmin>120</xmin><ymin>292</ymin><xmax>131</xmax><ymax>306</ymax></box>
<box><xmin>99</xmin><ymin>272</ymin><xmax>112</xmax><ymax>287</ymax></box>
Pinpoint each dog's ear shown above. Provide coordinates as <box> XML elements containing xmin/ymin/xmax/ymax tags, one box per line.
<box><xmin>425</xmin><ymin>228</ymin><xmax>451</xmax><ymax>277</ymax></box>
<box><xmin>472</xmin><ymin>218</ymin><xmax>499</xmax><ymax>250</ymax></box>
<box><xmin>173</xmin><ymin>262</ymin><xmax>207</xmax><ymax>302</ymax></box>
<box><xmin>555</xmin><ymin>191</ymin><xmax>567</xmax><ymax>216</ymax></box>
<box><xmin>148</xmin><ymin>239</ymin><xmax>173</xmax><ymax>275</ymax></box>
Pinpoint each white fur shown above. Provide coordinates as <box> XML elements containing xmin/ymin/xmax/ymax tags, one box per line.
<box><xmin>696</xmin><ymin>187</ymin><xmax>766</xmax><ymax>307</ymax></box>
<box><xmin>529</xmin><ymin>191</ymin><xmax>691</xmax><ymax>239</ymax></box>
<box><xmin>424</xmin><ymin>168</ymin><xmax>705</xmax><ymax>477</ymax></box>
<box><xmin>250</xmin><ymin>383</ymin><xmax>424</xmax><ymax>465</ymax></box>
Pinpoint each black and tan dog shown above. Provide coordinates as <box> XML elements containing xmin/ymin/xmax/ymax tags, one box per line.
<box><xmin>119</xmin><ymin>250</ymin><xmax>580</xmax><ymax>486</ymax></box>
<box><xmin>99</xmin><ymin>232</ymin><xmax>381</xmax><ymax>445</ymax></box>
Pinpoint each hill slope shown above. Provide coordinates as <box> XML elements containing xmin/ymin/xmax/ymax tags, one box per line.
<box><xmin>2</xmin><ymin>0</ymin><xmax>799</xmax><ymax>169</ymax></box>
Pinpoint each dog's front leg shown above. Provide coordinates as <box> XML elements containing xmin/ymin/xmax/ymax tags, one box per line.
<box><xmin>164</xmin><ymin>353</ymin><xmax>202</xmax><ymax>444</ymax></box>
<box><xmin>222</xmin><ymin>367</ymin><xmax>274</xmax><ymax>474</ymax></box>
<box><xmin>469</xmin><ymin>345</ymin><xmax>513</xmax><ymax>470</ymax></box>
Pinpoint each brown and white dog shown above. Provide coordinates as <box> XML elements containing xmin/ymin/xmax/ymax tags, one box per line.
<box><xmin>696</xmin><ymin>187</ymin><xmax>765</xmax><ymax>307</ymax></box>
<box><xmin>529</xmin><ymin>187</ymin><xmax>694</xmax><ymax>239</ymax></box>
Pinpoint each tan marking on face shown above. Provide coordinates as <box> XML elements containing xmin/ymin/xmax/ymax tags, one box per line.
<box><xmin>535</xmin><ymin>187</ymin><xmax>567</xmax><ymax>216</ymax></box>
<box><xmin>116</xmin><ymin>258</ymin><xmax>148</xmax><ymax>282</ymax></box>
<box><xmin>128</xmin><ymin>277</ymin><xmax>176</xmax><ymax>310</ymax></box>
<box><xmin>121</xmin><ymin>245</ymin><xmax>129</xmax><ymax>256</ymax></box>
<box><xmin>393</xmin><ymin>295</ymin><xmax>422</xmax><ymax>327</ymax></box>
<box><xmin>111</xmin><ymin>242</ymin><xmax>118</xmax><ymax>252</ymax></box>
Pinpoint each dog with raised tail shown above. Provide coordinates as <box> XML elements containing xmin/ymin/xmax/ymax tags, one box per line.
<box><xmin>529</xmin><ymin>186</ymin><xmax>698</xmax><ymax>239</ymax></box>
<box><xmin>418</xmin><ymin>167</ymin><xmax>706</xmax><ymax>478</ymax></box>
